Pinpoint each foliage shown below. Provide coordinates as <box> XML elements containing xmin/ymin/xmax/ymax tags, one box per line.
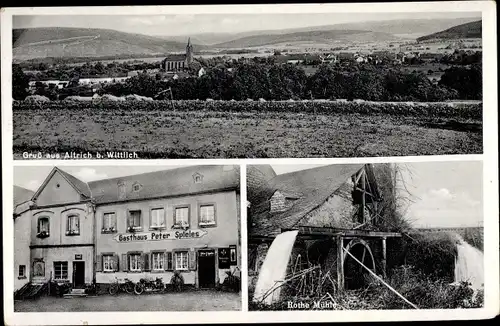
<box><xmin>12</xmin><ymin>64</ymin><xmax>29</xmax><ymax>100</ymax></box>
<box><xmin>12</xmin><ymin>99</ymin><xmax>482</xmax><ymax>120</ymax></box>
<box><xmin>249</xmin><ymin>266</ymin><xmax>483</xmax><ymax>310</ymax></box>
<box><xmin>402</xmin><ymin>232</ymin><xmax>458</xmax><ymax>282</ymax></box>
<box><xmin>439</xmin><ymin>64</ymin><xmax>482</xmax><ymax>100</ymax></box>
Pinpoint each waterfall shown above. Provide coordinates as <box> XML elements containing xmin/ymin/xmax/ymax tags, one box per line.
<box><xmin>454</xmin><ymin>235</ymin><xmax>484</xmax><ymax>289</ymax></box>
<box><xmin>252</xmin><ymin>230</ymin><xmax>299</xmax><ymax>305</ymax></box>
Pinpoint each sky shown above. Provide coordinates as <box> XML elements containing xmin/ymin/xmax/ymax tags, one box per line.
<box><xmin>13</xmin><ymin>12</ymin><xmax>481</xmax><ymax>36</ymax></box>
<box><xmin>272</xmin><ymin>161</ymin><xmax>483</xmax><ymax>228</ymax></box>
<box><xmin>13</xmin><ymin>161</ymin><xmax>483</xmax><ymax>229</ymax></box>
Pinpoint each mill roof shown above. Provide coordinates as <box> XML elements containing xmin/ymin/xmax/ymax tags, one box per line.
<box><xmin>249</xmin><ymin>164</ymin><xmax>366</xmax><ymax>237</ymax></box>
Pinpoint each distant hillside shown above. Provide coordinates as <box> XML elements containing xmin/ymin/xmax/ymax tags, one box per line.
<box><xmin>13</xmin><ymin>27</ymin><xmax>206</xmax><ymax>61</ymax></box>
<box><xmin>417</xmin><ymin>20</ymin><xmax>482</xmax><ymax>42</ymax></box>
<box><xmin>212</xmin><ymin>30</ymin><xmax>397</xmax><ymax>48</ymax></box>
<box><xmin>161</xmin><ymin>17</ymin><xmax>480</xmax><ymax>45</ymax></box>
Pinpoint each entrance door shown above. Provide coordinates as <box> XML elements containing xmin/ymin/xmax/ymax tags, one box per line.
<box><xmin>73</xmin><ymin>261</ymin><xmax>85</xmax><ymax>288</ymax></box>
<box><xmin>198</xmin><ymin>250</ymin><xmax>216</xmax><ymax>288</ymax></box>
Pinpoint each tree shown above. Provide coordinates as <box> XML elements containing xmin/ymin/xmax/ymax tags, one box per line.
<box><xmin>439</xmin><ymin>64</ymin><xmax>482</xmax><ymax>100</ymax></box>
<box><xmin>12</xmin><ymin>64</ymin><xmax>29</xmax><ymax>100</ymax></box>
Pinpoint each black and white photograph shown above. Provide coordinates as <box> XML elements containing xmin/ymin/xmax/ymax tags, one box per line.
<box><xmin>247</xmin><ymin>161</ymin><xmax>484</xmax><ymax>310</ymax></box>
<box><xmin>13</xmin><ymin>164</ymin><xmax>242</xmax><ymax>312</ymax></box>
<box><xmin>11</xmin><ymin>10</ymin><xmax>483</xmax><ymax>159</ymax></box>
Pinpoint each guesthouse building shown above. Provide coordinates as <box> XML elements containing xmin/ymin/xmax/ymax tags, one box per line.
<box><xmin>14</xmin><ymin>165</ymin><xmax>241</xmax><ymax>295</ymax></box>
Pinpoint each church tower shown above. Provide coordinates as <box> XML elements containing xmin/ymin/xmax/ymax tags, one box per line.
<box><xmin>185</xmin><ymin>37</ymin><xmax>194</xmax><ymax>66</ymax></box>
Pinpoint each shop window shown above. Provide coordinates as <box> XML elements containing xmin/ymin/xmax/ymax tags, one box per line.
<box><xmin>127</xmin><ymin>210</ymin><xmax>142</xmax><ymax>232</ymax></box>
<box><xmin>66</xmin><ymin>214</ymin><xmax>80</xmax><ymax>236</ymax></box>
<box><xmin>152</xmin><ymin>252</ymin><xmax>165</xmax><ymax>271</ymax></box>
<box><xmin>150</xmin><ymin>208</ymin><xmax>166</xmax><ymax>229</ymax></box>
<box><xmin>18</xmin><ymin>265</ymin><xmax>26</xmax><ymax>278</ymax></box>
<box><xmin>103</xmin><ymin>254</ymin><xmax>115</xmax><ymax>272</ymax></box>
<box><xmin>129</xmin><ymin>253</ymin><xmax>141</xmax><ymax>272</ymax></box>
<box><xmin>54</xmin><ymin>261</ymin><xmax>68</xmax><ymax>280</ymax></box>
<box><xmin>173</xmin><ymin>206</ymin><xmax>190</xmax><ymax>228</ymax></box>
<box><xmin>175</xmin><ymin>251</ymin><xmax>188</xmax><ymax>271</ymax></box>
<box><xmin>199</xmin><ymin>204</ymin><xmax>216</xmax><ymax>227</ymax></box>
<box><xmin>102</xmin><ymin>212</ymin><xmax>117</xmax><ymax>233</ymax></box>
<box><xmin>37</xmin><ymin>217</ymin><xmax>50</xmax><ymax>238</ymax></box>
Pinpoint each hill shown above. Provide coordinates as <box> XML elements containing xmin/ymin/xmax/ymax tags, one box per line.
<box><xmin>212</xmin><ymin>30</ymin><xmax>397</xmax><ymax>48</ymax></box>
<box><xmin>417</xmin><ymin>20</ymin><xmax>482</xmax><ymax>42</ymax></box>
<box><xmin>13</xmin><ymin>27</ymin><xmax>206</xmax><ymax>61</ymax></box>
<box><xmin>161</xmin><ymin>17</ymin><xmax>480</xmax><ymax>45</ymax></box>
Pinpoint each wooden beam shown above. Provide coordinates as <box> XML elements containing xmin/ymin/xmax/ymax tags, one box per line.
<box><xmin>361</xmin><ymin>171</ymin><xmax>366</xmax><ymax>224</ymax></box>
<box><xmin>283</xmin><ymin>226</ymin><xmax>401</xmax><ymax>238</ymax></box>
<box><xmin>382</xmin><ymin>237</ymin><xmax>387</xmax><ymax>278</ymax></box>
<box><xmin>336</xmin><ymin>235</ymin><xmax>344</xmax><ymax>292</ymax></box>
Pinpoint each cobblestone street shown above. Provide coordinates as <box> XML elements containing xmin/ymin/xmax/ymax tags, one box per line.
<box><xmin>14</xmin><ymin>290</ymin><xmax>241</xmax><ymax>312</ymax></box>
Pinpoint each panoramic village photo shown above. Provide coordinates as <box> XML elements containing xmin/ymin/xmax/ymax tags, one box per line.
<box><xmin>247</xmin><ymin>162</ymin><xmax>484</xmax><ymax>310</ymax></box>
<box><xmin>13</xmin><ymin>164</ymin><xmax>241</xmax><ymax>312</ymax></box>
<box><xmin>12</xmin><ymin>10</ymin><xmax>482</xmax><ymax>159</ymax></box>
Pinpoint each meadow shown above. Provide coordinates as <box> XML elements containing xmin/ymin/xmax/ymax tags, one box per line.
<box><xmin>13</xmin><ymin>100</ymin><xmax>482</xmax><ymax>159</ymax></box>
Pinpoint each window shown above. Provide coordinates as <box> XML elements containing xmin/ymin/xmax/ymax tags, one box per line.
<box><xmin>132</xmin><ymin>182</ymin><xmax>142</xmax><ymax>192</ymax></box>
<box><xmin>66</xmin><ymin>214</ymin><xmax>80</xmax><ymax>235</ymax></box>
<box><xmin>127</xmin><ymin>210</ymin><xmax>142</xmax><ymax>231</ymax></box>
<box><xmin>129</xmin><ymin>253</ymin><xmax>141</xmax><ymax>272</ymax></box>
<box><xmin>199</xmin><ymin>204</ymin><xmax>216</xmax><ymax>226</ymax></box>
<box><xmin>174</xmin><ymin>207</ymin><xmax>190</xmax><ymax>228</ymax></box>
<box><xmin>54</xmin><ymin>262</ymin><xmax>68</xmax><ymax>280</ymax></box>
<box><xmin>152</xmin><ymin>252</ymin><xmax>165</xmax><ymax>271</ymax></box>
<box><xmin>18</xmin><ymin>265</ymin><xmax>26</xmax><ymax>278</ymax></box>
<box><xmin>102</xmin><ymin>212</ymin><xmax>117</xmax><ymax>233</ymax></box>
<box><xmin>37</xmin><ymin>217</ymin><xmax>50</xmax><ymax>237</ymax></box>
<box><xmin>103</xmin><ymin>255</ymin><xmax>115</xmax><ymax>272</ymax></box>
<box><xmin>150</xmin><ymin>208</ymin><xmax>166</xmax><ymax>229</ymax></box>
<box><xmin>33</xmin><ymin>261</ymin><xmax>45</xmax><ymax>277</ymax></box>
<box><xmin>175</xmin><ymin>251</ymin><xmax>188</xmax><ymax>271</ymax></box>
<box><xmin>230</xmin><ymin>245</ymin><xmax>237</xmax><ymax>265</ymax></box>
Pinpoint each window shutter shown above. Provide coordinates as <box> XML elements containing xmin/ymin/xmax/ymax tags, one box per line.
<box><xmin>144</xmin><ymin>253</ymin><xmax>151</xmax><ymax>272</ymax></box>
<box><xmin>189</xmin><ymin>251</ymin><xmax>196</xmax><ymax>271</ymax></box>
<box><xmin>113</xmin><ymin>254</ymin><xmax>119</xmax><ymax>272</ymax></box>
<box><xmin>140</xmin><ymin>253</ymin><xmax>145</xmax><ymax>271</ymax></box>
<box><xmin>165</xmin><ymin>252</ymin><xmax>173</xmax><ymax>271</ymax></box>
<box><xmin>121</xmin><ymin>253</ymin><xmax>128</xmax><ymax>272</ymax></box>
<box><xmin>96</xmin><ymin>254</ymin><xmax>102</xmax><ymax>272</ymax></box>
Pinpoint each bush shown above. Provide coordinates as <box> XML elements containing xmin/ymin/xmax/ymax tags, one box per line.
<box><xmin>402</xmin><ymin>232</ymin><xmax>458</xmax><ymax>282</ymax></box>
<box><xmin>12</xmin><ymin>100</ymin><xmax>482</xmax><ymax>121</ymax></box>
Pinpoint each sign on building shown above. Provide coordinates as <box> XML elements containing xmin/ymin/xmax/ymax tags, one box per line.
<box><xmin>113</xmin><ymin>229</ymin><xmax>208</xmax><ymax>242</ymax></box>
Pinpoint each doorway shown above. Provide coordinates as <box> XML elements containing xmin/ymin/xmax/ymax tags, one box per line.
<box><xmin>198</xmin><ymin>250</ymin><xmax>216</xmax><ymax>288</ymax></box>
<box><xmin>73</xmin><ymin>261</ymin><xmax>85</xmax><ymax>288</ymax></box>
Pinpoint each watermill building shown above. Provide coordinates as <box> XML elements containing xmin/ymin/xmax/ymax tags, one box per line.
<box><xmin>247</xmin><ymin>164</ymin><xmax>402</xmax><ymax>298</ymax></box>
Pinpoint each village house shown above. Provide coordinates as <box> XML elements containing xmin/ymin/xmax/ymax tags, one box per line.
<box><xmin>14</xmin><ymin>165</ymin><xmax>241</xmax><ymax>298</ymax></box>
<box><xmin>14</xmin><ymin>186</ymin><xmax>35</xmax><ymax>292</ymax></box>
<box><xmin>247</xmin><ymin>164</ymin><xmax>401</xmax><ymax>294</ymax></box>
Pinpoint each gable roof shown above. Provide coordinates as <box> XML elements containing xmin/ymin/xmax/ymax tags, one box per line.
<box><xmin>88</xmin><ymin>165</ymin><xmax>239</xmax><ymax>205</ymax></box>
<box><xmin>32</xmin><ymin>167</ymin><xmax>91</xmax><ymax>201</ymax></box>
<box><xmin>163</xmin><ymin>54</ymin><xmax>187</xmax><ymax>62</ymax></box>
<box><xmin>14</xmin><ymin>185</ymin><xmax>34</xmax><ymax>207</ymax></box>
<box><xmin>249</xmin><ymin>164</ymin><xmax>365</xmax><ymax>237</ymax></box>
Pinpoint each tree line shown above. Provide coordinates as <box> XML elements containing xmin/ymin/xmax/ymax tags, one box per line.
<box><xmin>13</xmin><ymin>62</ymin><xmax>482</xmax><ymax>102</ymax></box>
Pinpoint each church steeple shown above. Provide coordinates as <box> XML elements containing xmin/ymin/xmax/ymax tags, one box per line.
<box><xmin>185</xmin><ymin>37</ymin><xmax>194</xmax><ymax>65</ymax></box>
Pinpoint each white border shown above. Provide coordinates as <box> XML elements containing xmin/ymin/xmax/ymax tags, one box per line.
<box><xmin>2</xmin><ymin>1</ymin><xmax>499</xmax><ymax>324</ymax></box>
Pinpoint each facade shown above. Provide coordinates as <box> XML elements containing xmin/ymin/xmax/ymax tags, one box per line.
<box><xmin>14</xmin><ymin>186</ymin><xmax>35</xmax><ymax>291</ymax></box>
<box><xmin>14</xmin><ymin>165</ymin><xmax>240</xmax><ymax>293</ymax></box>
<box><xmin>162</xmin><ymin>38</ymin><xmax>194</xmax><ymax>72</ymax></box>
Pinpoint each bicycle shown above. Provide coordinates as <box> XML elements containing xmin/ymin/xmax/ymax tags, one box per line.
<box><xmin>108</xmin><ymin>277</ymin><xmax>135</xmax><ymax>295</ymax></box>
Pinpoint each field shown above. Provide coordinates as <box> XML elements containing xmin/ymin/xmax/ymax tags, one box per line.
<box><xmin>13</xmin><ymin>101</ymin><xmax>482</xmax><ymax>159</ymax></box>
